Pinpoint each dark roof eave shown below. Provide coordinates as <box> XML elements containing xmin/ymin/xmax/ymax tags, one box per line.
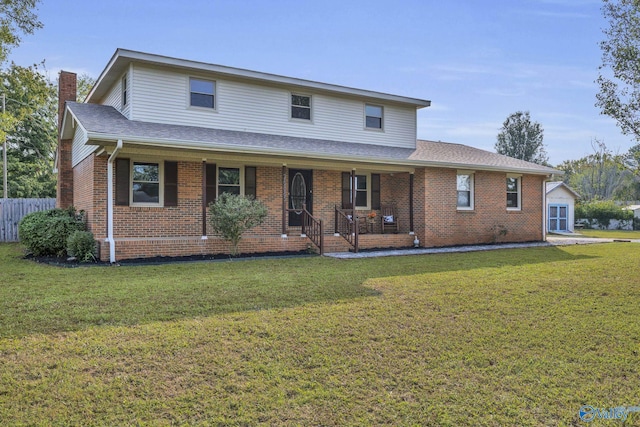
<box><xmin>87</xmin><ymin>132</ymin><xmax>559</xmax><ymax>176</ymax></box>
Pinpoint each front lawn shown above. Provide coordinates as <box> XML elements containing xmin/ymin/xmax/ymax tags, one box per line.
<box><xmin>577</xmin><ymin>229</ymin><xmax>640</xmax><ymax>239</ymax></box>
<box><xmin>0</xmin><ymin>242</ymin><xmax>639</xmax><ymax>425</ymax></box>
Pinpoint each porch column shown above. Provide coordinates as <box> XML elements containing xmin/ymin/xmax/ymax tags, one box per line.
<box><xmin>409</xmin><ymin>172</ymin><xmax>414</xmax><ymax>233</ymax></box>
<box><xmin>282</xmin><ymin>165</ymin><xmax>287</xmax><ymax>236</ymax></box>
<box><xmin>351</xmin><ymin>169</ymin><xmax>356</xmax><ymax>209</ymax></box>
<box><xmin>201</xmin><ymin>160</ymin><xmax>207</xmax><ymax>236</ymax></box>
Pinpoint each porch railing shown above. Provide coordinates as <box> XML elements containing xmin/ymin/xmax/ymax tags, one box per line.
<box><xmin>334</xmin><ymin>205</ymin><xmax>359</xmax><ymax>253</ymax></box>
<box><xmin>286</xmin><ymin>204</ymin><xmax>324</xmax><ymax>255</ymax></box>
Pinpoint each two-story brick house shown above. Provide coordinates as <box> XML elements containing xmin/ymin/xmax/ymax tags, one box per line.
<box><xmin>56</xmin><ymin>49</ymin><xmax>558</xmax><ymax>262</ymax></box>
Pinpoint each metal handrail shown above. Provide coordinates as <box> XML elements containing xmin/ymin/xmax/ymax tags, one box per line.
<box><xmin>334</xmin><ymin>205</ymin><xmax>358</xmax><ymax>252</ymax></box>
<box><xmin>286</xmin><ymin>204</ymin><xmax>324</xmax><ymax>255</ymax></box>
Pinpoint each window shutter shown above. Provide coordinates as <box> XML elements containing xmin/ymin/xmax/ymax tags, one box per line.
<box><xmin>371</xmin><ymin>173</ymin><xmax>381</xmax><ymax>210</ymax></box>
<box><xmin>245</xmin><ymin>166</ymin><xmax>257</xmax><ymax>198</ymax></box>
<box><xmin>205</xmin><ymin>163</ymin><xmax>217</xmax><ymax>206</ymax></box>
<box><xmin>115</xmin><ymin>158</ymin><xmax>130</xmax><ymax>206</ymax></box>
<box><xmin>341</xmin><ymin>172</ymin><xmax>351</xmax><ymax>209</ymax></box>
<box><xmin>164</xmin><ymin>161</ymin><xmax>178</xmax><ymax>207</ymax></box>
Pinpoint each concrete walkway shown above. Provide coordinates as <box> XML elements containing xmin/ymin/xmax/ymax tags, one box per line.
<box><xmin>324</xmin><ymin>235</ymin><xmax>636</xmax><ymax>259</ymax></box>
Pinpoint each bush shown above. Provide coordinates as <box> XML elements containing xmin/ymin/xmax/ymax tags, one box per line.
<box><xmin>208</xmin><ymin>193</ymin><xmax>268</xmax><ymax>255</ymax></box>
<box><xmin>66</xmin><ymin>231</ymin><xmax>97</xmax><ymax>262</ymax></box>
<box><xmin>575</xmin><ymin>200</ymin><xmax>633</xmax><ymax>229</ymax></box>
<box><xmin>18</xmin><ymin>207</ymin><xmax>86</xmax><ymax>256</ymax></box>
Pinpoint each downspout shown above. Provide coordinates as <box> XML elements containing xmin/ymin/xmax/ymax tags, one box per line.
<box><xmin>542</xmin><ymin>175</ymin><xmax>550</xmax><ymax>241</ymax></box>
<box><xmin>107</xmin><ymin>139</ymin><xmax>123</xmax><ymax>263</ymax></box>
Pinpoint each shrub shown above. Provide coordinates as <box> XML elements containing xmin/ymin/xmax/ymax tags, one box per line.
<box><xmin>208</xmin><ymin>193</ymin><xmax>268</xmax><ymax>255</ymax></box>
<box><xmin>18</xmin><ymin>207</ymin><xmax>86</xmax><ymax>256</ymax></box>
<box><xmin>66</xmin><ymin>231</ymin><xmax>97</xmax><ymax>262</ymax></box>
<box><xmin>575</xmin><ymin>200</ymin><xmax>633</xmax><ymax>229</ymax></box>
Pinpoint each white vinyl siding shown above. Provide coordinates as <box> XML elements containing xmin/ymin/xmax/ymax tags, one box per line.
<box><xmin>547</xmin><ymin>186</ymin><xmax>577</xmax><ymax>232</ymax></box>
<box><xmin>130</xmin><ymin>65</ymin><xmax>417</xmax><ymax>148</ymax></box>
<box><xmin>70</xmin><ymin>124</ymin><xmax>95</xmax><ymax>167</ymax></box>
<box><xmin>101</xmin><ymin>72</ymin><xmax>131</xmax><ymax>118</ymax></box>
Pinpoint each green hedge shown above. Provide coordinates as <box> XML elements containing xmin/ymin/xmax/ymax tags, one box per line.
<box><xmin>66</xmin><ymin>230</ymin><xmax>97</xmax><ymax>262</ymax></box>
<box><xmin>575</xmin><ymin>200</ymin><xmax>633</xmax><ymax>229</ymax></box>
<box><xmin>18</xmin><ymin>207</ymin><xmax>86</xmax><ymax>256</ymax></box>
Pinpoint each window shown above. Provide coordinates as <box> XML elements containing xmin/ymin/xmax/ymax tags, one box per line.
<box><xmin>291</xmin><ymin>94</ymin><xmax>311</xmax><ymax>120</ymax></box>
<box><xmin>457</xmin><ymin>172</ymin><xmax>474</xmax><ymax>209</ymax></box>
<box><xmin>121</xmin><ymin>75</ymin><xmax>127</xmax><ymax>107</ymax></box>
<box><xmin>218</xmin><ymin>167</ymin><xmax>241</xmax><ymax>195</ymax></box>
<box><xmin>506</xmin><ymin>176</ymin><xmax>521</xmax><ymax>209</ymax></box>
<box><xmin>355</xmin><ymin>175</ymin><xmax>368</xmax><ymax>208</ymax></box>
<box><xmin>190</xmin><ymin>78</ymin><xmax>215</xmax><ymax>108</ymax></box>
<box><xmin>341</xmin><ymin>172</ymin><xmax>380</xmax><ymax>210</ymax></box>
<box><xmin>132</xmin><ymin>162</ymin><xmax>160</xmax><ymax>204</ymax></box>
<box><xmin>365</xmin><ymin>104</ymin><xmax>383</xmax><ymax>129</ymax></box>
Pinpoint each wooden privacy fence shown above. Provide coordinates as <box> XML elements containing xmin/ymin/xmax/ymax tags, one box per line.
<box><xmin>0</xmin><ymin>198</ymin><xmax>56</xmax><ymax>242</ymax></box>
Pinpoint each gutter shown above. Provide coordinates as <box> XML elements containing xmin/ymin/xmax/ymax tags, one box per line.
<box><xmin>107</xmin><ymin>139</ymin><xmax>123</xmax><ymax>263</ymax></box>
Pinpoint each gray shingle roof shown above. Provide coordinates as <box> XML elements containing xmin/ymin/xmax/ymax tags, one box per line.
<box><xmin>67</xmin><ymin>102</ymin><xmax>559</xmax><ymax>175</ymax></box>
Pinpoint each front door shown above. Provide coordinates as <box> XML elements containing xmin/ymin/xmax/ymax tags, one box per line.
<box><xmin>548</xmin><ymin>204</ymin><xmax>568</xmax><ymax>231</ymax></box>
<box><xmin>289</xmin><ymin>169</ymin><xmax>312</xmax><ymax>227</ymax></box>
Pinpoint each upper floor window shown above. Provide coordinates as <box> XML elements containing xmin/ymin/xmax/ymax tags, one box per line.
<box><xmin>506</xmin><ymin>176</ymin><xmax>521</xmax><ymax>210</ymax></box>
<box><xmin>190</xmin><ymin>78</ymin><xmax>215</xmax><ymax>109</ymax></box>
<box><xmin>457</xmin><ymin>172</ymin><xmax>474</xmax><ymax>210</ymax></box>
<box><xmin>121</xmin><ymin>75</ymin><xmax>128</xmax><ymax>107</ymax></box>
<box><xmin>365</xmin><ymin>104</ymin><xmax>383</xmax><ymax>129</ymax></box>
<box><xmin>291</xmin><ymin>94</ymin><xmax>311</xmax><ymax>120</ymax></box>
<box><xmin>132</xmin><ymin>162</ymin><xmax>161</xmax><ymax>205</ymax></box>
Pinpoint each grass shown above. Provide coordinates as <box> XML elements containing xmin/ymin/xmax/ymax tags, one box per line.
<box><xmin>577</xmin><ymin>229</ymin><xmax>640</xmax><ymax>239</ymax></box>
<box><xmin>1</xmin><ymin>242</ymin><xmax>639</xmax><ymax>426</ymax></box>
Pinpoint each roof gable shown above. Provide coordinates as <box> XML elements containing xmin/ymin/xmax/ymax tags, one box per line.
<box><xmin>546</xmin><ymin>181</ymin><xmax>580</xmax><ymax>198</ymax></box>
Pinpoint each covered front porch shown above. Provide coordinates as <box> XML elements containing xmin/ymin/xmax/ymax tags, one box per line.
<box><xmin>282</xmin><ymin>167</ymin><xmax>418</xmax><ymax>254</ymax></box>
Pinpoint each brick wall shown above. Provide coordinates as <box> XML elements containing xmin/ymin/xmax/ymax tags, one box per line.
<box><xmin>415</xmin><ymin>167</ymin><xmax>544</xmax><ymax>247</ymax></box>
<box><xmin>56</xmin><ymin>71</ymin><xmax>77</xmax><ymax>209</ymax></box>
<box><xmin>84</xmin><ymin>157</ymin><xmax>544</xmax><ymax>261</ymax></box>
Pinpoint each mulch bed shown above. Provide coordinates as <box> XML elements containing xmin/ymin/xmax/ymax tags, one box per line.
<box><xmin>25</xmin><ymin>250</ymin><xmax>315</xmax><ymax>267</ymax></box>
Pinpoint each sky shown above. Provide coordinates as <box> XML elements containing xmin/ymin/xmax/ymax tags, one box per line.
<box><xmin>8</xmin><ymin>0</ymin><xmax>634</xmax><ymax>165</ymax></box>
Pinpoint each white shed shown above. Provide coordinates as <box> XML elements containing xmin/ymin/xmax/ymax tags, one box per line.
<box><xmin>546</xmin><ymin>182</ymin><xmax>580</xmax><ymax>233</ymax></box>
<box><xmin>625</xmin><ymin>205</ymin><xmax>640</xmax><ymax>219</ymax></box>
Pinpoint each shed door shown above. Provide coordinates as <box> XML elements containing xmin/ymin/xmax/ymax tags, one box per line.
<box><xmin>549</xmin><ymin>204</ymin><xmax>568</xmax><ymax>232</ymax></box>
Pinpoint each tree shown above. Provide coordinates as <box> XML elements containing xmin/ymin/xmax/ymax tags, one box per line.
<box><xmin>557</xmin><ymin>139</ymin><xmax>630</xmax><ymax>201</ymax></box>
<box><xmin>0</xmin><ymin>61</ymin><xmax>57</xmax><ymax>197</ymax></box>
<box><xmin>596</xmin><ymin>0</ymin><xmax>640</xmax><ymax>139</ymax></box>
<box><xmin>0</xmin><ymin>0</ymin><xmax>42</xmax><ymax>64</ymax></box>
<box><xmin>495</xmin><ymin>111</ymin><xmax>548</xmax><ymax>164</ymax></box>
<box><xmin>76</xmin><ymin>73</ymin><xmax>94</xmax><ymax>102</ymax></box>
<box><xmin>208</xmin><ymin>193</ymin><xmax>268</xmax><ymax>256</ymax></box>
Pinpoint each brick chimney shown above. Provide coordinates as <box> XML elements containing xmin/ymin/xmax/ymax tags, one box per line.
<box><xmin>56</xmin><ymin>71</ymin><xmax>76</xmax><ymax>209</ymax></box>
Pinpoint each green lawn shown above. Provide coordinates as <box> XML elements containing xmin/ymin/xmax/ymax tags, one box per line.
<box><xmin>578</xmin><ymin>229</ymin><xmax>640</xmax><ymax>239</ymax></box>
<box><xmin>1</xmin><ymin>242</ymin><xmax>639</xmax><ymax>426</ymax></box>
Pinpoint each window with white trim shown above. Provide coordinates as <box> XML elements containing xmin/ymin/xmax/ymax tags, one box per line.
<box><xmin>121</xmin><ymin>75</ymin><xmax>127</xmax><ymax>107</ymax></box>
<box><xmin>291</xmin><ymin>94</ymin><xmax>311</xmax><ymax>120</ymax></box>
<box><xmin>132</xmin><ymin>162</ymin><xmax>162</xmax><ymax>205</ymax></box>
<box><xmin>218</xmin><ymin>167</ymin><xmax>242</xmax><ymax>196</ymax></box>
<box><xmin>355</xmin><ymin>174</ymin><xmax>369</xmax><ymax>208</ymax></box>
<box><xmin>365</xmin><ymin>104</ymin><xmax>383</xmax><ymax>129</ymax></box>
<box><xmin>190</xmin><ymin>78</ymin><xmax>215</xmax><ymax>109</ymax></box>
<box><xmin>506</xmin><ymin>176</ymin><xmax>521</xmax><ymax>210</ymax></box>
<box><xmin>457</xmin><ymin>172</ymin><xmax>474</xmax><ymax>209</ymax></box>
